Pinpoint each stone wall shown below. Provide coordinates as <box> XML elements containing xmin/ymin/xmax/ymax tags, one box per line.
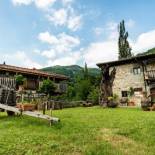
<box><xmin>100</xmin><ymin>61</ymin><xmax>155</xmax><ymax>106</ymax></box>
<box><xmin>110</xmin><ymin>63</ymin><xmax>146</xmax><ymax>105</ymax></box>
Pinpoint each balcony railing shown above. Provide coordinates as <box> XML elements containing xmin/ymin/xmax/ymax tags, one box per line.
<box><xmin>145</xmin><ymin>70</ymin><xmax>155</xmax><ymax>80</ymax></box>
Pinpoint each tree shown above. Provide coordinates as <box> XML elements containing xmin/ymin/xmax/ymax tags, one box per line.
<box><xmin>39</xmin><ymin>79</ymin><xmax>56</xmax><ymax>96</ymax></box>
<box><xmin>84</xmin><ymin>62</ymin><xmax>89</xmax><ymax>79</ymax></box>
<box><xmin>75</xmin><ymin>79</ymin><xmax>91</xmax><ymax>100</ymax></box>
<box><xmin>87</xmin><ymin>87</ymin><xmax>99</xmax><ymax>104</ymax></box>
<box><xmin>15</xmin><ymin>74</ymin><xmax>26</xmax><ymax>86</ymax></box>
<box><xmin>100</xmin><ymin>65</ymin><xmax>116</xmax><ymax>106</ymax></box>
<box><xmin>66</xmin><ymin>85</ymin><xmax>76</xmax><ymax>100</ymax></box>
<box><xmin>118</xmin><ymin>20</ymin><xmax>132</xmax><ymax>59</ymax></box>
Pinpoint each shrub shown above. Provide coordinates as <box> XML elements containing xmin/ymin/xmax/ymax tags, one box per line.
<box><xmin>15</xmin><ymin>75</ymin><xmax>26</xmax><ymax>86</ymax></box>
<box><xmin>75</xmin><ymin>79</ymin><xmax>92</xmax><ymax>100</ymax></box>
<box><xmin>87</xmin><ymin>87</ymin><xmax>99</xmax><ymax>105</ymax></box>
<box><xmin>39</xmin><ymin>79</ymin><xmax>56</xmax><ymax>96</ymax></box>
<box><xmin>107</xmin><ymin>94</ymin><xmax>119</xmax><ymax>108</ymax></box>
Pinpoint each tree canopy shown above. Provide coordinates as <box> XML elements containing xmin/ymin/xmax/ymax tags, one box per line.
<box><xmin>15</xmin><ymin>74</ymin><xmax>26</xmax><ymax>86</ymax></box>
<box><xmin>118</xmin><ymin>20</ymin><xmax>132</xmax><ymax>60</ymax></box>
<box><xmin>39</xmin><ymin>79</ymin><xmax>56</xmax><ymax>96</ymax></box>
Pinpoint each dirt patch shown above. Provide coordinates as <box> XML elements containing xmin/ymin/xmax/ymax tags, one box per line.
<box><xmin>99</xmin><ymin>128</ymin><xmax>149</xmax><ymax>155</ymax></box>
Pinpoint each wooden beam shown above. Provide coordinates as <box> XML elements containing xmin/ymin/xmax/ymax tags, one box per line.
<box><xmin>0</xmin><ymin>103</ymin><xmax>60</xmax><ymax>124</ymax></box>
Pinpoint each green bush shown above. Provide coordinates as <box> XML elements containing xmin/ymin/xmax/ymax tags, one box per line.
<box><xmin>39</xmin><ymin>79</ymin><xmax>56</xmax><ymax>96</ymax></box>
<box><xmin>15</xmin><ymin>74</ymin><xmax>26</xmax><ymax>86</ymax></box>
<box><xmin>75</xmin><ymin>79</ymin><xmax>92</xmax><ymax>100</ymax></box>
<box><xmin>87</xmin><ymin>87</ymin><xmax>99</xmax><ymax>105</ymax></box>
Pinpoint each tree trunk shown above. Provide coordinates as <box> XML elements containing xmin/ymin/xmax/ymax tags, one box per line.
<box><xmin>100</xmin><ymin>65</ymin><xmax>116</xmax><ymax>106</ymax></box>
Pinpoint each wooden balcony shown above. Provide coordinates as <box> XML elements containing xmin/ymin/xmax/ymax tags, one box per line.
<box><xmin>145</xmin><ymin>70</ymin><xmax>155</xmax><ymax>80</ymax></box>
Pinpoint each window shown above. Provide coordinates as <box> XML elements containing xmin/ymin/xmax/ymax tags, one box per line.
<box><xmin>133</xmin><ymin>67</ymin><xmax>141</xmax><ymax>75</ymax></box>
<box><xmin>134</xmin><ymin>88</ymin><xmax>142</xmax><ymax>92</ymax></box>
<box><xmin>122</xmin><ymin>91</ymin><xmax>128</xmax><ymax>97</ymax></box>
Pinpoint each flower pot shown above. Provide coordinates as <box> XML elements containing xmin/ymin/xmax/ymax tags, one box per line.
<box><xmin>16</xmin><ymin>103</ymin><xmax>36</xmax><ymax>111</ymax></box>
<box><xmin>127</xmin><ymin>101</ymin><xmax>135</xmax><ymax>106</ymax></box>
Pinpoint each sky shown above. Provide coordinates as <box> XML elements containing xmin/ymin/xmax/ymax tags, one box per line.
<box><xmin>0</xmin><ymin>0</ymin><xmax>155</xmax><ymax>68</ymax></box>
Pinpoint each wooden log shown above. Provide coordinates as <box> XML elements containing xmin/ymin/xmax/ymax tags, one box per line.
<box><xmin>0</xmin><ymin>103</ymin><xmax>60</xmax><ymax>124</ymax></box>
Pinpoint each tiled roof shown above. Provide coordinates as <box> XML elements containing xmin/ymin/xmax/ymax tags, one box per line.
<box><xmin>0</xmin><ymin>64</ymin><xmax>68</xmax><ymax>80</ymax></box>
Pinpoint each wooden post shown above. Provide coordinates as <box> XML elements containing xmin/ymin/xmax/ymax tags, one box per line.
<box><xmin>43</xmin><ymin>102</ymin><xmax>46</xmax><ymax>115</ymax></box>
<box><xmin>50</xmin><ymin>102</ymin><xmax>52</xmax><ymax>117</ymax></box>
<box><xmin>49</xmin><ymin>100</ymin><xmax>55</xmax><ymax>126</ymax></box>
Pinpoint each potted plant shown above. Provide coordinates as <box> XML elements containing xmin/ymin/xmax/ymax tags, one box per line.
<box><xmin>16</xmin><ymin>102</ymin><xmax>36</xmax><ymax>111</ymax></box>
<box><xmin>107</xmin><ymin>94</ymin><xmax>119</xmax><ymax>108</ymax></box>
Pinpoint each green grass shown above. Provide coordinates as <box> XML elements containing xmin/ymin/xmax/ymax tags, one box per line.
<box><xmin>0</xmin><ymin>107</ymin><xmax>155</xmax><ymax>155</ymax></box>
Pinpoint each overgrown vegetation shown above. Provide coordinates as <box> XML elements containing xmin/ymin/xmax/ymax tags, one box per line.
<box><xmin>39</xmin><ymin>79</ymin><xmax>56</xmax><ymax>96</ymax></box>
<box><xmin>0</xmin><ymin>107</ymin><xmax>155</xmax><ymax>155</ymax></box>
<box><xmin>57</xmin><ymin>63</ymin><xmax>101</xmax><ymax>105</ymax></box>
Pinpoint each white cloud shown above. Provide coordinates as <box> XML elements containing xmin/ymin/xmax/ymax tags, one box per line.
<box><xmin>83</xmin><ymin>41</ymin><xmax>118</xmax><ymax>67</ymax></box>
<box><xmin>132</xmin><ymin>29</ymin><xmax>155</xmax><ymax>53</ymax></box>
<box><xmin>12</xmin><ymin>0</ymin><xmax>33</xmax><ymax>6</ymax></box>
<box><xmin>1</xmin><ymin>51</ymin><xmax>42</xmax><ymax>69</ymax></box>
<box><xmin>38</xmin><ymin>31</ymin><xmax>58</xmax><ymax>44</ymax></box>
<box><xmin>37</xmin><ymin>31</ymin><xmax>81</xmax><ymax>66</ymax></box>
<box><xmin>47</xmin><ymin>51</ymin><xmax>81</xmax><ymax>66</ymax></box>
<box><xmin>47</xmin><ymin>9</ymin><xmax>68</xmax><ymax>26</ymax></box>
<box><xmin>34</xmin><ymin>0</ymin><xmax>56</xmax><ymax>9</ymax></box>
<box><xmin>38</xmin><ymin>31</ymin><xmax>80</xmax><ymax>54</ymax></box>
<box><xmin>12</xmin><ymin>0</ymin><xmax>82</xmax><ymax>31</ymax></box>
<box><xmin>41</xmin><ymin>49</ymin><xmax>56</xmax><ymax>59</ymax></box>
<box><xmin>68</xmin><ymin>15</ymin><xmax>82</xmax><ymax>31</ymax></box>
<box><xmin>47</xmin><ymin>7</ymin><xmax>82</xmax><ymax>31</ymax></box>
<box><xmin>58</xmin><ymin>33</ymin><xmax>80</xmax><ymax>49</ymax></box>
<box><xmin>84</xmin><ymin>27</ymin><xmax>155</xmax><ymax>67</ymax></box>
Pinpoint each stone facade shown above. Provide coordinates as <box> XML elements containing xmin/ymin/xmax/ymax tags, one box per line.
<box><xmin>109</xmin><ymin>62</ymin><xmax>155</xmax><ymax>106</ymax></box>
<box><xmin>111</xmin><ymin>64</ymin><xmax>145</xmax><ymax>97</ymax></box>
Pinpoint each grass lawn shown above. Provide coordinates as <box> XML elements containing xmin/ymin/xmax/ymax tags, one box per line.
<box><xmin>0</xmin><ymin>107</ymin><xmax>155</xmax><ymax>155</ymax></box>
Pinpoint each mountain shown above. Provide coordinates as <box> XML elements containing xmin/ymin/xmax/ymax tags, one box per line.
<box><xmin>41</xmin><ymin>65</ymin><xmax>100</xmax><ymax>79</ymax></box>
<box><xmin>137</xmin><ymin>47</ymin><xmax>155</xmax><ymax>56</ymax></box>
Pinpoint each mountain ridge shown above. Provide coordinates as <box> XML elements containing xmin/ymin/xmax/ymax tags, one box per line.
<box><xmin>41</xmin><ymin>65</ymin><xmax>100</xmax><ymax>79</ymax></box>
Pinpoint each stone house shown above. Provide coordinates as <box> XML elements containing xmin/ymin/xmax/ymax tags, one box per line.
<box><xmin>97</xmin><ymin>53</ymin><xmax>155</xmax><ymax>106</ymax></box>
<box><xmin>0</xmin><ymin>63</ymin><xmax>68</xmax><ymax>94</ymax></box>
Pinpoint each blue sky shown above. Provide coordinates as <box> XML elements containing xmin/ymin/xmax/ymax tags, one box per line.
<box><xmin>0</xmin><ymin>0</ymin><xmax>155</xmax><ymax>68</ymax></box>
